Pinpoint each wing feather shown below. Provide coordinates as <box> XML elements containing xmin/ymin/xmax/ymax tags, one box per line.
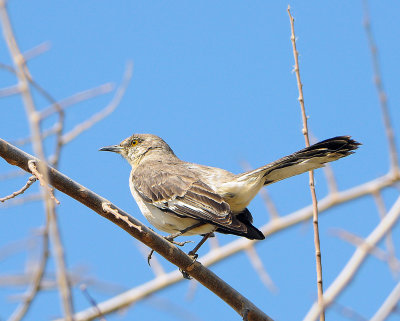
<box><xmin>132</xmin><ymin>163</ymin><xmax>235</xmax><ymax>227</ymax></box>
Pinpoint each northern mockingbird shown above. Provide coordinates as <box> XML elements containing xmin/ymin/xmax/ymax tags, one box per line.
<box><xmin>100</xmin><ymin>134</ymin><xmax>359</xmax><ymax>257</ymax></box>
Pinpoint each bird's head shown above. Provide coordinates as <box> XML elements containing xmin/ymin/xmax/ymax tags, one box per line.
<box><xmin>99</xmin><ymin>134</ymin><xmax>174</xmax><ymax>166</ymax></box>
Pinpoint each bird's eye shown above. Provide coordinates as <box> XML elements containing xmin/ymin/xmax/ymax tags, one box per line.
<box><xmin>131</xmin><ymin>139</ymin><xmax>138</xmax><ymax>147</ymax></box>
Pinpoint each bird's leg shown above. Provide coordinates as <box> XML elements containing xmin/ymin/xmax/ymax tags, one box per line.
<box><xmin>147</xmin><ymin>222</ymin><xmax>205</xmax><ymax>265</ymax></box>
<box><xmin>180</xmin><ymin>232</ymin><xmax>214</xmax><ymax>279</ymax></box>
<box><xmin>188</xmin><ymin>232</ymin><xmax>213</xmax><ymax>259</ymax></box>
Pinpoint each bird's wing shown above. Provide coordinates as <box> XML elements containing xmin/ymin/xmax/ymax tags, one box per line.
<box><xmin>132</xmin><ymin>163</ymin><xmax>240</xmax><ymax>228</ymax></box>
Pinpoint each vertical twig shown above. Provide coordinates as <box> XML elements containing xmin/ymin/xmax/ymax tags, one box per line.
<box><xmin>287</xmin><ymin>6</ymin><xmax>325</xmax><ymax>321</ymax></box>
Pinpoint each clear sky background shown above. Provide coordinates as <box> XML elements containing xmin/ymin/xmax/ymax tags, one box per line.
<box><xmin>1</xmin><ymin>1</ymin><xmax>400</xmax><ymax>321</ymax></box>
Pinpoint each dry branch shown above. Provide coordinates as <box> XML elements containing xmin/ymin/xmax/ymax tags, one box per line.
<box><xmin>0</xmin><ymin>138</ymin><xmax>273</xmax><ymax>321</ymax></box>
<box><xmin>287</xmin><ymin>6</ymin><xmax>325</xmax><ymax>320</ymax></box>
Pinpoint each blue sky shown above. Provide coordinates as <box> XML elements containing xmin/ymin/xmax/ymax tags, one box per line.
<box><xmin>1</xmin><ymin>1</ymin><xmax>400</xmax><ymax>320</ymax></box>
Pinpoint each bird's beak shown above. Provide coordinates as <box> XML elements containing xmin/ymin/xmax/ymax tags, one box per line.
<box><xmin>99</xmin><ymin>145</ymin><xmax>123</xmax><ymax>153</ymax></box>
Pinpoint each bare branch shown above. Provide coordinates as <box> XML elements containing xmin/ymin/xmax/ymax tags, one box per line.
<box><xmin>287</xmin><ymin>6</ymin><xmax>325</xmax><ymax>321</ymax></box>
<box><xmin>0</xmin><ymin>84</ymin><xmax>20</xmax><ymax>97</ymax></box>
<box><xmin>22</xmin><ymin>42</ymin><xmax>51</xmax><ymax>61</ymax></box>
<box><xmin>0</xmin><ymin>192</ymin><xmax>42</xmax><ymax>207</ymax></box>
<box><xmin>0</xmin><ymin>175</ymin><xmax>37</xmax><ymax>202</ymax></box>
<box><xmin>39</xmin><ymin>82</ymin><xmax>114</xmax><ymax>120</ymax></box>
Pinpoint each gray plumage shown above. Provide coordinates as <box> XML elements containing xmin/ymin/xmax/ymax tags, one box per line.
<box><xmin>100</xmin><ymin>134</ymin><xmax>360</xmax><ymax>241</ymax></box>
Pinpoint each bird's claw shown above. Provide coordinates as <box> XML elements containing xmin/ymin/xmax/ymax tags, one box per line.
<box><xmin>147</xmin><ymin>249</ymin><xmax>154</xmax><ymax>266</ymax></box>
<box><xmin>170</xmin><ymin>240</ymin><xmax>193</xmax><ymax>247</ymax></box>
<box><xmin>180</xmin><ymin>268</ymin><xmax>192</xmax><ymax>280</ymax></box>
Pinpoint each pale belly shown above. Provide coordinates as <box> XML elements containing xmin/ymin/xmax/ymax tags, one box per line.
<box><xmin>141</xmin><ymin>203</ymin><xmax>216</xmax><ymax>235</ymax></box>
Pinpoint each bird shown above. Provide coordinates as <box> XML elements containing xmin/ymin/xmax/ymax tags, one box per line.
<box><xmin>100</xmin><ymin>134</ymin><xmax>359</xmax><ymax>259</ymax></box>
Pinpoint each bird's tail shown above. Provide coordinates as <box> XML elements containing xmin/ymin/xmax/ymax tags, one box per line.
<box><xmin>240</xmin><ymin>136</ymin><xmax>360</xmax><ymax>185</ymax></box>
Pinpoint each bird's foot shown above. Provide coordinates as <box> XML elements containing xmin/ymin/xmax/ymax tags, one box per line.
<box><xmin>147</xmin><ymin>235</ymin><xmax>193</xmax><ymax>266</ymax></box>
<box><xmin>164</xmin><ymin>234</ymin><xmax>193</xmax><ymax>247</ymax></box>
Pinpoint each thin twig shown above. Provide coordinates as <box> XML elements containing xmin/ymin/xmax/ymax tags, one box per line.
<box><xmin>0</xmin><ymin>84</ymin><xmax>20</xmax><ymax>97</ymax></box>
<box><xmin>0</xmin><ymin>175</ymin><xmax>37</xmax><ymax>202</ymax></box>
<box><xmin>0</xmin><ymin>192</ymin><xmax>42</xmax><ymax>207</ymax></box>
<box><xmin>39</xmin><ymin>82</ymin><xmax>114</xmax><ymax>120</ymax></box>
<box><xmin>363</xmin><ymin>0</ymin><xmax>399</xmax><ymax>175</ymax></box>
<box><xmin>287</xmin><ymin>6</ymin><xmax>325</xmax><ymax>321</ymax></box>
<box><xmin>22</xmin><ymin>41</ymin><xmax>51</xmax><ymax>61</ymax></box>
